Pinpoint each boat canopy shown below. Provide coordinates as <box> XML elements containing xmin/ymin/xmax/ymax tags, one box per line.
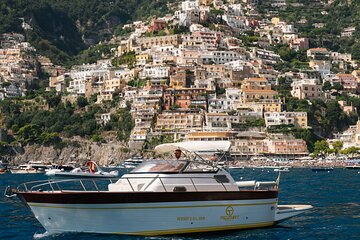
<box><xmin>154</xmin><ymin>141</ymin><xmax>231</xmax><ymax>155</ymax></box>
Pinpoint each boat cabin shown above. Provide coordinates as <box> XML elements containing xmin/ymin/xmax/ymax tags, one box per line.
<box><xmin>109</xmin><ymin>159</ymin><xmax>240</xmax><ymax>192</ymax></box>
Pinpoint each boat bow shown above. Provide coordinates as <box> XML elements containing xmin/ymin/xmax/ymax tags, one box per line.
<box><xmin>275</xmin><ymin>205</ymin><xmax>313</xmax><ymax>223</ymax></box>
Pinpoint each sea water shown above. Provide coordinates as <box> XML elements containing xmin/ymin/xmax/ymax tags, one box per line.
<box><xmin>1</xmin><ymin>168</ymin><xmax>360</xmax><ymax>240</ymax></box>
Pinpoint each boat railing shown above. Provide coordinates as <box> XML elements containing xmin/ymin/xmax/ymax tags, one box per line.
<box><xmin>17</xmin><ymin>178</ymin><xmax>121</xmax><ymax>193</ymax></box>
<box><xmin>16</xmin><ymin>175</ymin><xmax>275</xmax><ymax>193</ymax></box>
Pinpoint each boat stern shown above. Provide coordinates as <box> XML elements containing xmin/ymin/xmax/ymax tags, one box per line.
<box><xmin>275</xmin><ymin>205</ymin><xmax>313</xmax><ymax>223</ymax></box>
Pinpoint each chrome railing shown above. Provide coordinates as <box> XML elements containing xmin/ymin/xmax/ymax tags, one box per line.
<box><xmin>17</xmin><ymin>178</ymin><xmax>119</xmax><ymax>193</ymax></box>
<box><xmin>16</xmin><ymin>175</ymin><xmax>237</xmax><ymax>193</ymax></box>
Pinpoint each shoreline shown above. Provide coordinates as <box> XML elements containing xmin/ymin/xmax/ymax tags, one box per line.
<box><xmin>229</xmin><ymin>160</ymin><xmax>357</xmax><ymax>168</ymax></box>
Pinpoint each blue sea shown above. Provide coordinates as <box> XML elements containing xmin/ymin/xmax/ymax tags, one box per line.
<box><xmin>1</xmin><ymin>168</ymin><xmax>360</xmax><ymax>240</ymax></box>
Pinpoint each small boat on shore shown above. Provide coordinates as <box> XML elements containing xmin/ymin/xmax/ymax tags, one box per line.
<box><xmin>46</xmin><ymin>161</ymin><xmax>118</xmax><ymax>178</ymax></box>
<box><xmin>9</xmin><ymin>141</ymin><xmax>313</xmax><ymax>236</ymax></box>
<box><xmin>345</xmin><ymin>165</ymin><xmax>360</xmax><ymax>170</ymax></box>
<box><xmin>274</xmin><ymin>167</ymin><xmax>290</xmax><ymax>173</ymax></box>
<box><xmin>312</xmin><ymin>167</ymin><xmax>334</xmax><ymax>172</ymax></box>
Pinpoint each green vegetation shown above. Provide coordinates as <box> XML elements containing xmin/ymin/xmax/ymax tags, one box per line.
<box><xmin>312</xmin><ymin>140</ymin><xmax>330</xmax><ymax>157</ymax></box>
<box><xmin>112</xmin><ymin>51</ymin><xmax>136</xmax><ymax>68</ymax></box>
<box><xmin>73</xmin><ymin>44</ymin><xmax>117</xmax><ymax>66</ymax></box>
<box><xmin>210</xmin><ymin>9</ymin><xmax>225</xmax><ymax>15</ymax></box>
<box><xmin>101</xmin><ymin>104</ymin><xmax>135</xmax><ymax>142</ymax></box>
<box><xmin>312</xmin><ymin>139</ymin><xmax>359</xmax><ymax>156</ymax></box>
<box><xmin>233</xmin><ymin>118</ymin><xmax>265</xmax><ymax>131</ymax></box>
<box><xmin>0</xmin><ymin>92</ymin><xmax>134</xmax><ymax>147</ymax></box>
<box><xmin>0</xmin><ymin>0</ymin><xmax>173</xmax><ymax>65</ymax></box>
<box><xmin>273</xmin><ymin>46</ymin><xmax>309</xmax><ymax>71</ymax></box>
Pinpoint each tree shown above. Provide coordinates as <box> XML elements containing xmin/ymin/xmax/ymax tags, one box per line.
<box><xmin>313</xmin><ymin>140</ymin><xmax>329</xmax><ymax>156</ymax></box>
<box><xmin>340</xmin><ymin>146</ymin><xmax>360</xmax><ymax>155</ymax></box>
<box><xmin>44</xmin><ymin>92</ymin><xmax>61</xmax><ymax>108</ymax></box>
<box><xmin>332</xmin><ymin>83</ymin><xmax>344</xmax><ymax>91</ymax></box>
<box><xmin>322</xmin><ymin>81</ymin><xmax>332</xmax><ymax>91</ymax></box>
<box><xmin>76</xmin><ymin>96</ymin><xmax>89</xmax><ymax>108</ymax></box>
<box><xmin>332</xmin><ymin>141</ymin><xmax>343</xmax><ymax>153</ymax></box>
<box><xmin>17</xmin><ymin>124</ymin><xmax>42</xmax><ymax>144</ymax></box>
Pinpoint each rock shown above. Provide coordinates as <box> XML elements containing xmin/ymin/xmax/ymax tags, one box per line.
<box><xmin>6</xmin><ymin>139</ymin><xmax>140</xmax><ymax>165</ymax></box>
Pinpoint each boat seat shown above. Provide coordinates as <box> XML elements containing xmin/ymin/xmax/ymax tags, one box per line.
<box><xmin>236</xmin><ymin>181</ymin><xmax>256</xmax><ymax>187</ymax></box>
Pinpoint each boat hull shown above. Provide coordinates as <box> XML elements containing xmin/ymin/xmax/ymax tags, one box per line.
<box><xmin>18</xmin><ymin>191</ymin><xmax>280</xmax><ymax>235</ymax></box>
<box><xmin>25</xmin><ymin>198</ymin><xmax>277</xmax><ymax>235</ymax></box>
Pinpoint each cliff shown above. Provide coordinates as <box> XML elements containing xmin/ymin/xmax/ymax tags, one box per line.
<box><xmin>2</xmin><ymin>140</ymin><xmax>140</xmax><ymax>166</ymax></box>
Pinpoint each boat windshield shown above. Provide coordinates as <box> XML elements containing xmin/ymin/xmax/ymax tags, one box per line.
<box><xmin>131</xmin><ymin>160</ymin><xmax>187</xmax><ymax>173</ymax></box>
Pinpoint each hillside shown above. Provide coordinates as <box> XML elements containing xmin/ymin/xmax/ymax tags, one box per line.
<box><xmin>258</xmin><ymin>0</ymin><xmax>360</xmax><ymax>59</ymax></box>
<box><xmin>0</xmin><ymin>0</ymin><xmax>175</xmax><ymax>65</ymax></box>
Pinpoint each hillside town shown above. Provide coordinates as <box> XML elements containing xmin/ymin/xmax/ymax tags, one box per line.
<box><xmin>1</xmin><ymin>0</ymin><xmax>360</xmax><ymax>163</ymax></box>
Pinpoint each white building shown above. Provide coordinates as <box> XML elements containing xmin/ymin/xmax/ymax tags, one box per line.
<box><xmin>264</xmin><ymin>112</ymin><xmax>307</xmax><ymax>128</ymax></box>
<box><xmin>139</xmin><ymin>65</ymin><xmax>170</xmax><ymax>79</ymax></box>
<box><xmin>201</xmin><ymin>51</ymin><xmax>244</xmax><ymax>64</ymax></box>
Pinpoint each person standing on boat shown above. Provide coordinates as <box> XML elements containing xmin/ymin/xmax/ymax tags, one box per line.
<box><xmin>210</xmin><ymin>154</ymin><xmax>217</xmax><ymax>161</ymax></box>
<box><xmin>174</xmin><ymin>149</ymin><xmax>182</xmax><ymax>160</ymax></box>
<box><xmin>86</xmin><ymin>161</ymin><xmax>96</xmax><ymax>173</ymax></box>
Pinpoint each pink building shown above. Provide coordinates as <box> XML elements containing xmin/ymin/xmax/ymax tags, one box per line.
<box><xmin>336</xmin><ymin>73</ymin><xmax>358</xmax><ymax>92</ymax></box>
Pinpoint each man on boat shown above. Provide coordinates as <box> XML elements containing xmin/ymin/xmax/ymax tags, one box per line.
<box><xmin>174</xmin><ymin>149</ymin><xmax>182</xmax><ymax>160</ymax></box>
<box><xmin>149</xmin><ymin>149</ymin><xmax>185</xmax><ymax>172</ymax></box>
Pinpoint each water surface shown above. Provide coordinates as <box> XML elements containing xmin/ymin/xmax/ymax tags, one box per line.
<box><xmin>1</xmin><ymin>168</ymin><xmax>359</xmax><ymax>240</ymax></box>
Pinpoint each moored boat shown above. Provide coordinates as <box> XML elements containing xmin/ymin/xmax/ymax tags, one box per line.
<box><xmin>10</xmin><ymin>164</ymin><xmax>41</xmax><ymax>174</ymax></box>
<box><xmin>274</xmin><ymin>167</ymin><xmax>290</xmax><ymax>173</ymax></box>
<box><xmin>9</xmin><ymin>141</ymin><xmax>312</xmax><ymax>236</ymax></box>
<box><xmin>311</xmin><ymin>167</ymin><xmax>334</xmax><ymax>172</ymax></box>
<box><xmin>119</xmin><ymin>156</ymin><xmax>144</xmax><ymax>169</ymax></box>
<box><xmin>345</xmin><ymin>165</ymin><xmax>360</xmax><ymax>170</ymax></box>
<box><xmin>45</xmin><ymin>161</ymin><xmax>118</xmax><ymax>178</ymax></box>
<box><xmin>10</xmin><ymin>161</ymin><xmax>52</xmax><ymax>174</ymax></box>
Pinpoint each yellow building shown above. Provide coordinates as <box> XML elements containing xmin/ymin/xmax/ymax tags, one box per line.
<box><xmin>104</xmin><ymin>78</ymin><xmax>126</xmax><ymax>92</ymax></box>
<box><xmin>155</xmin><ymin>111</ymin><xmax>203</xmax><ymax>132</ymax></box>
<box><xmin>96</xmin><ymin>91</ymin><xmax>113</xmax><ymax>103</ymax></box>
<box><xmin>259</xmin><ymin>99</ymin><xmax>282</xmax><ymax>112</ymax></box>
<box><xmin>136</xmin><ymin>54</ymin><xmax>151</xmax><ymax>65</ymax></box>
<box><xmin>169</xmin><ymin>69</ymin><xmax>187</xmax><ymax>89</ymax></box>
<box><xmin>241</xmin><ymin>77</ymin><xmax>278</xmax><ymax>102</ymax></box>
<box><xmin>293</xmin><ymin>112</ymin><xmax>308</xmax><ymax>129</ymax></box>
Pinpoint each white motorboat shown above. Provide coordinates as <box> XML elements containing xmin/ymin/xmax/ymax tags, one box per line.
<box><xmin>120</xmin><ymin>157</ymin><xmax>144</xmax><ymax>169</ymax></box>
<box><xmin>11</xmin><ymin>141</ymin><xmax>312</xmax><ymax>236</ymax></box>
<box><xmin>274</xmin><ymin>167</ymin><xmax>290</xmax><ymax>173</ymax></box>
<box><xmin>46</xmin><ymin>161</ymin><xmax>118</xmax><ymax>178</ymax></box>
<box><xmin>10</xmin><ymin>164</ymin><xmax>45</xmax><ymax>174</ymax></box>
